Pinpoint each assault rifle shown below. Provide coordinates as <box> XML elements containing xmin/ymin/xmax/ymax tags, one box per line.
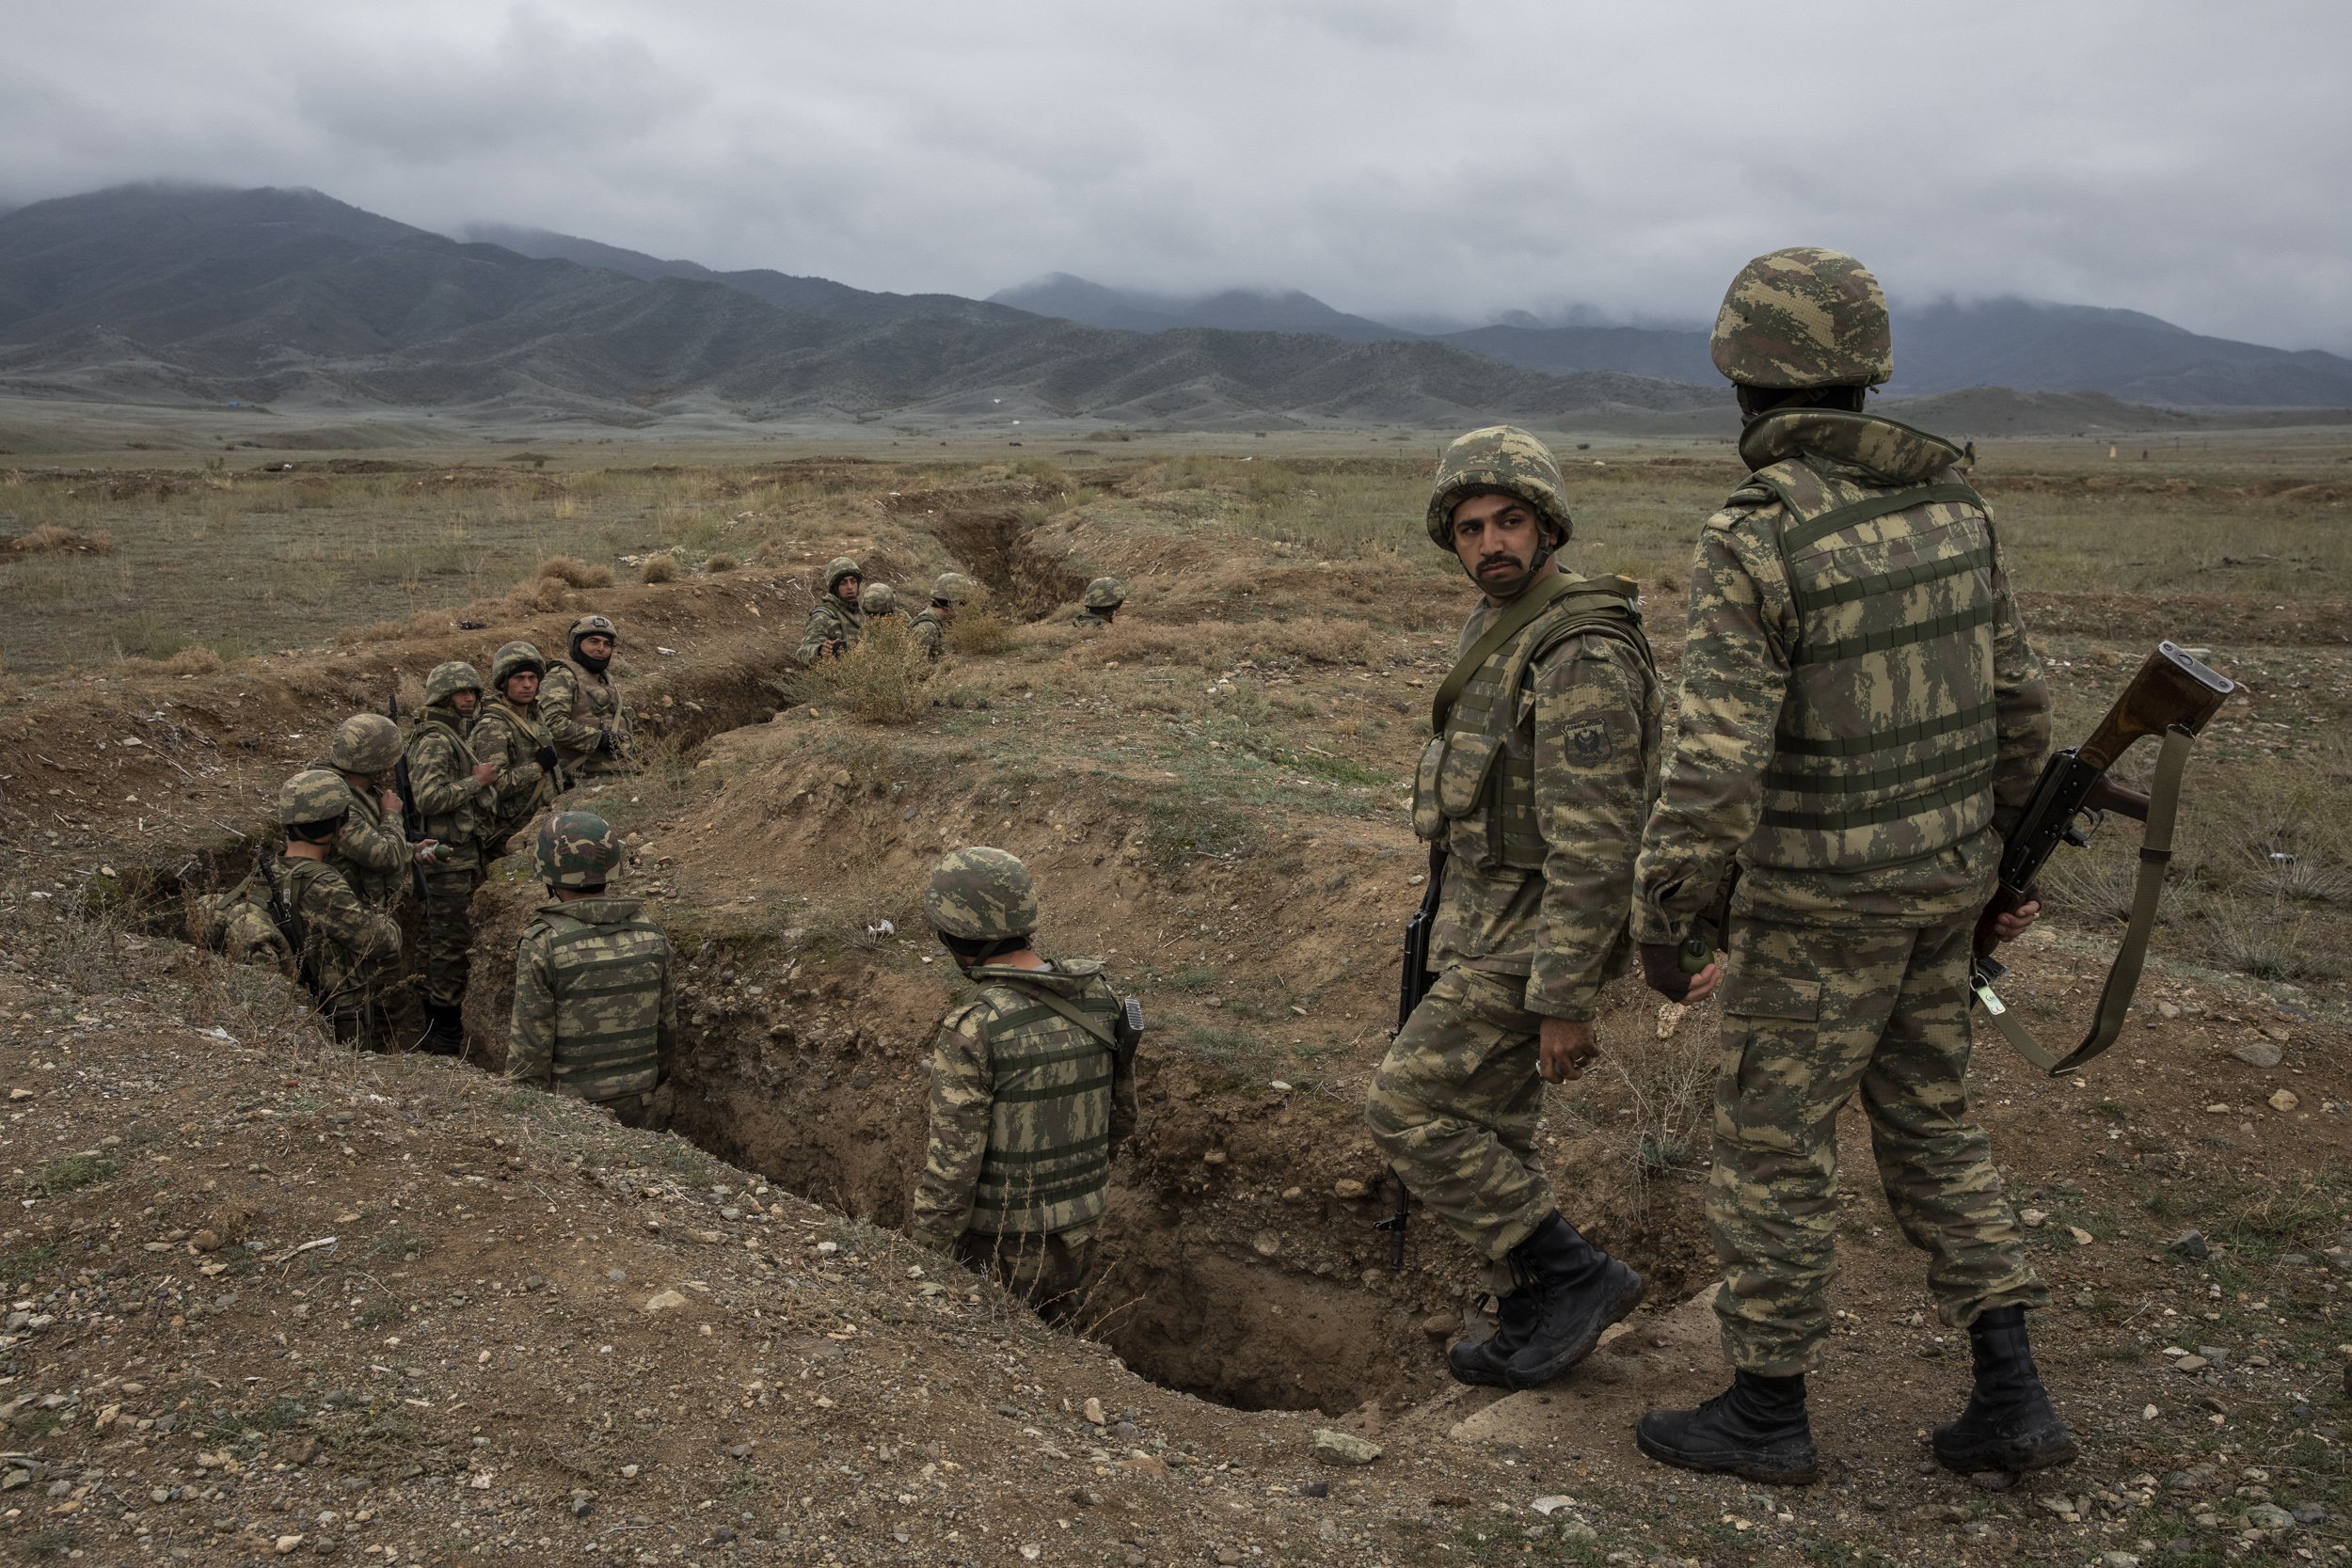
<box><xmin>1971</xmin><ymin>641</ymin><xmax>2234</xmax><ymax>1074</ymax></box>
<box><xmin>1379</xmin><ymin>843</ymin><xmax>1447</xmax><ymax>1270</ymax></box>
<box><xmin>388</xmin><ymin>690</ymin><xmax>431</xmax><ymax>903</ymax></box>
<box><xmin>256</xmin><ymin>851</ymin><xmax>322</xmax><ymax>999</ymax></box>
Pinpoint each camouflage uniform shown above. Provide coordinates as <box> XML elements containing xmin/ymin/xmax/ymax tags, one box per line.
<box><xmin>909</xmin><ymin>572</ymin><xmax>976</xmax><ymax>659</ymax></box>
<box><xmin>1632</xmin><ymin>251</ymin><xmax>2053</xmax><ymax>1378</ymax></box>
<box><xmin>1074</xmin><ymin>576</ymin><xmax>1125</xmax><ymax>629</ymax></box>
<box><xmin>405</xmin><ymin>661</ymin><xmax>493</xmax><ymax>1021</ymax></box>
<box><xmin>909</xmin><ymin>848</ymin><xmax>1137</xmax><ymax>1318</ymax></box>
<box><xmin>1367</xmin><ymin>428</ymin><xmax>1661</xmax><ymax>1288</ymax></box>
<box><xmin>469</xmin><ymin>641</ymin><xmax>559</xmax><ymax>859</ymax></box>
<box><xmin>326</xmin><ymin>713</ymin><xmax>412</xmax><ymax>910</ymax></box>
<box><xmin>799</xmin><ymin>557</ymin><xmax>865</xmax><ymax>661</ymax></box>
<box><xmin>541</xmin><ymin>614</ymin><xmax>634</xmax><ymax>779</ymax></box>
<box><xmin>508</xmin><ymin>814</ymin><xmax>676</xmax><ymax>1128</ymax></box>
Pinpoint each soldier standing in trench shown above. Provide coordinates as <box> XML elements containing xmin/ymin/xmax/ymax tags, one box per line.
<box><xmin>1629</xmin><ymin>247</ymin><xmax>2072</xmax><ymax>1485</ymax></box>
<box><xmin>541</xmin><ymin>614</ymin><xmax>636</xmax><ymax>779</ymax></box>
<box><xmin>800</xmin><ymin>557</ymin><xmax>865</xmax><ymax>661</ymax></box>
<box><xmin>405</xmin><ymin>659</ymin><xmax>497</xmax><ymax>1053</ymax></box>
<box><xmin>1366</xmin><ymin>425</ymin><xmax>1663</xmax><ymax>1390</ymax></box>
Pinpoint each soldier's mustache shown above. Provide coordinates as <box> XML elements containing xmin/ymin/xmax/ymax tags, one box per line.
<box><xmin>1478</xmin><ymin>553</ymin><xmax>1525</xmax><ymax>573</ymax></box>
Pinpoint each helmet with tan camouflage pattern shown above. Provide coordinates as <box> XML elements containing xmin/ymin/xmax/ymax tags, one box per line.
<box><xmin>1082</xmin><ymin>577</ymin><xmax>1126</xmax><ymax>610</ymax></box>
<box><xmin>278</xmin><ymin>768</ymin><xmax>351</xmax><ymax>828</ymax></box>
<box><xmin>490</xmin><ymin>640</ymin><xmax>546</xmax><ymax>692</ymax></box>
<box><xmin>924</xmin><ymin>847</ymin><xmax>1037</xmax><ymax>941</ymax></box>
<box><xmin>329</xmin><ymin>713</ymin><xmax>403</xmax><ymax>774</ymax></box>
<box><xmin>823</xmin><ymin>557</ymin><xmax>863</xmax><ymax>594</ymax></box>
<box><xmin>1424</xmin><ymin>426</ymin><xmax>1572</xmax><ymax>551</ymax></box>
<box><xmin>930</xmin><ymin>572</ymin><xmax>977</xmax><ymax>605</ymax></box>
<box><xmin>858</xmin><ymin>581</ymin><xmax>897</xmax><ymax>615</ymax></box>
<box><xmin>567</xmin><ymin>614</ymin><xmax>617</xmax><ymax>662</ymax></box>
<box><xmin>535</xmin><ymin>811</ymin><xmax>623</xmax><ymax>889</ymax></box>
<box><xmin>1710</xmin><ymin>246</ymin><xmax>1892</xmax><ymax>388</ymax></box>
<box><xmin>423</xmin><ymin>659</ymin><xmax>484</xmax><ymax>706</ymax></box>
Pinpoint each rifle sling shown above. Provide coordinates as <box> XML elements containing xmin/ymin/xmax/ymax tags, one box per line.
<box><xmin>995</xmin><ymin>977</ymin><xmax>1119</xmax><ymax>1051</ymax></box>
<box><xmin>1428</xmin><ymin>573</ymin><xmax>1583</xmax><ymax>733</ymax></box>
<box><xmin>1974</xmin><ymin>725</ymin><xmax>2193</xmax><ymax>1075</ymax></box>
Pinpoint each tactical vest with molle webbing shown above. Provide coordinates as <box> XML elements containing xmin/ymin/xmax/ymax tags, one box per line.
<box><xmin>1739</xmin><ymin>458</ymin><xmax>2004</xmax><ymax>871</ymax></box>
<box><xmin>1411</xmin><ymin>575</ymin><xmax>1654</xmax><ymax>873</ymax></box>
<box><xmin>962</xmin><ymin>961</ymin><xmax>1123</xmax><ymax>1236</ymax></box>
<box><xmin>536</xmin><ymin>908</ymin><xmax>671</xmax><ymax>1104</ymax></box>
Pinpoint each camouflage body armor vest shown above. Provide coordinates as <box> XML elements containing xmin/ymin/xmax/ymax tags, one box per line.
<box><xmin>406</xmin><ymin>708</ymin><xmax>485</xmax><ymax>860</ymax></box>
<box><xmin>534</xmin><ymin>907</ymin><xmax>671</xmax><ymax>1103</ymax></box>
<box><xmin>1415</xmin><ymin>578</ymin><xmax>1655</xmax><ymax>872</ymax></box>
<box><xmin>1741</xmin><ymin>458</ymin><xmax>2002</xmax><ymax>871</ymax></box>
<box><xmin>963</xmin><ymin>961</ymin><xmax>1121</xmax><ymax>1235</ymax></box>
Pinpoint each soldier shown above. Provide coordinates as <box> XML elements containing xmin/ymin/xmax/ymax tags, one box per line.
<box><xmin>1629</xmin><ymin>247</ymin><xmax>2069</xmax><ymax>1486</ymax></box>
<box><xmin>200</xmin><ymin>769</ymin><xmax>404</xmax><ymax>1046</ymax></box>
<box><xmin>507</xmin><ymin>812</ymin><xmax>677</xmax><ymax>1129</ymax></box>
<box><xmin>469</xmin><ymin>640</ymin><xmax>563</xmax><ymax>859</ymax></box>
<box><xmin>325</xmin><ymin>712</ymin><xmax>438</xmax><ymax>909</ymax></box>
<box><xmin>909</xmin><ymin>572</ymin><xmax>976</xmax><ymax>659</ymax></box>
<box><xmin>541</xmin><ymin>614</ymin><xmax>635</xmax><ymax>779</ymax></box>
<box><xmin>1366</xmin><ymin>425</ymin><xmax>1662</xmax><ymax>1392</ymax></box>
<box><xmin>405</xmin><ymin>659</ymin><xmax>498</xmax><ymax>1053</ymax></box>
<box><xmin>1074</xmin><ymin>577</ymin><xmax>1125</xmax><ymax>628</ymax></box>
<box><xmin>907</xmin><ymin>847</ymin><xmax>1138</xmax><ymax>1319</ymax></box>
<box><xmin>799</xmin><ymin>556</ymin><xmax>865</xmax><ymax>661</ymax></box>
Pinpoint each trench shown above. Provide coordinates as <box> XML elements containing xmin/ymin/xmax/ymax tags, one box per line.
<box><xmin>930</xmin><ymin>509</ymin><xmax>1088</xmax><ymax>619</ymax></box>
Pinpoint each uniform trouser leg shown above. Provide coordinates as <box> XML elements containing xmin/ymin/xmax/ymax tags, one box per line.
<box><xmin>418</xmin><ymin>866</ymin><xmax>477</xmax><ymax>1011</ymax></box>
<box><xmin>1709</xmin><ymin>913</ymin><xmax>2044</xmax><ymax>1375</ymax></box>
<box><xmin>958</xmin><ymin>1224</ymin><xmax>1098</xmax><ymax>1321</ymax></box>
<box><xmin>1364</xmin><ymin>967</ymin><xmax>1555</xmax><ymax>1282</ymax></box>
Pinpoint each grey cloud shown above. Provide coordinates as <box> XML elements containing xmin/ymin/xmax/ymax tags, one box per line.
<box><xmin>0</xmin><ymin>0</ymin><xmax>2344</xmax><ymax>349</ymax></box>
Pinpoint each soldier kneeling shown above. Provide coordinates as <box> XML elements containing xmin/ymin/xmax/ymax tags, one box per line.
<box><xmin>507</xmin><ymin>812</ymin><xmax>678</xmax><ymax>1130</ymax></box>
<box><xmin>908</xmin><ymin>848</ymin><xmax>1139</xmax><ymax>1320</ymax></box>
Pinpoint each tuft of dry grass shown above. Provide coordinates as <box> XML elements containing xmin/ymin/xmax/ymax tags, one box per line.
<box><xmin>537</xmin><ymin>555</ymin><xmax>613</xmax><ymax>589</ymax></box>
<box><xmin>8</xmin><ymin>523</ymin><xmax>114</xmax><ymax>556</ymax></box>
<box><xmin>506</xmin><ymin>576</ymin><xmax>573</xmax><ymax>613</ymax></box>
<box><xmin>945</xmin><ymin>613</ymin><xmax>1014</xmax><ymax>657</ymax></box>
<box><xmin>787</xmin><ymin>619</ymin><xmax>932</xmax><ymax>723</ymax></box>
<box><xmin>639</xmin><ymin>554</ymin><xmax>678</xmax><ymax>584</ymax></box>
<box><xmin>704</xmin><ymin>552</ymin><xmax>740</xmax><ymax>574</ymax></box>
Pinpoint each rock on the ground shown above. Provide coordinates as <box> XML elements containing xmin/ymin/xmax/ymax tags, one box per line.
<box><xmin>2232</xmin><ymin>1039</ymin><xmax>2283</xmax><ymax>1069</ymax></box>
<box><xmin>1310</xmin><ymin>1428</ymin><xmax>1382</xmax><ymax>1465</ymax></box>
<box><xmin>2168</xmin><ymin>1230</ymin><xmax>2209</xmax><ymax>1260</ymax></box>
<box><xmin>2246</xmin><ymin>1502</ymin><xmax>2296</xmax><ymax>1530</ymax></box>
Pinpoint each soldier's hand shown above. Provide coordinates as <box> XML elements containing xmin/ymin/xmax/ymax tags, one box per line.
<box><xmin>1538</xmin><ymin>1017</ymin><xmax>1598</xmax><ymax>1084</ymax></box>
<box><xmin>596</xmin><ymin>728</ymin><xmax>617</xmax><ymax>754</ymax></box>
<box><xmin>534</xmin><ymin>745</ymin><xmax>561</xmax><ymax>775</ymax></box>
<box><xmin>412</xmin><ymin>839</ymin><xmax>442</xmax><ymax>865</ymax></box>
<box><xmin>1990</xmin><ymin>898</ymin><xmax>2041</xmax><ymax>943</ymax></box>
<box><xmin>469</xmin><ymin>761</ymin><xmax>500</xmax><ymax>786</ymax></box>
<box><xmin>378</xmin><ymin>788</ymin><xmax>403</xmax><ymax>816</ymax></box>
<box><xmin>1639</xmin><ymin>942</ymin><xmax>1722</xmax><ymax>1005</ymax></box>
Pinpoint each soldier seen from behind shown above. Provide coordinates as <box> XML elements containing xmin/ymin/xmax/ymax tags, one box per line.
<box><xmin>1074</xmin><ymin>577</ymin><xmax>1125</xmax><ymax>628</ymax></box>
<box><xmin>800</xmin><ymin>556</ymin><xmax>865</xmax><ymax>661</ymax></box>
<box><xmin>199</xmin><ymin>769</ymin><xmax>403</xmax><ymax>1048</ymax></box>
<box><xmin>858</xmin><ymin>580</ymin><xmax>903</xmax><ymax>623</ymax></box>
<box><xmin>405</xmin><ymin>659</ymin><xmax>498</xmax><ymax>1053</ymax></box>
<box><xmin>507</xmin><ymin>812</ymin><xmax>678</xmax><ymax>1130</ymax></box>
<box><xmin>325</xmin><ymin>712</ymin><xmax>439</xmax><ymax>910</ymax></box>
<box><xmin>908</xmin><ymin>847</ymin><xmax>1140</xmax><ymax>1320</ymax></box>
<box><xmin>910</xmin><ymin>571</ymin><xmax>976</xmax><ymax>659</ymax></box>
<box><xmin>469</xmin><ymin>640</ymin><xmax>564</xmax><ymax>858</ymax></box>
<box><xmin>1367</xmin><ymin>427</ymin><xmax>1662</xmax><ymax>1391</ymax></box>
<box><xmin>541</xmin><ymin>614</ymin><xmax>636</xmax><ymax>778</ymax></box>
<box><xmin>1630</xmin><ymin>247</ymin><xmax>2069</xmax><ymax>1485</ymax></box>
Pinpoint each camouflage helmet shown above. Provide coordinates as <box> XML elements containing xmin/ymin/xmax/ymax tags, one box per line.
<box><xmin>823</xmin><ymin>556</ymin><xmax>863</xmax><ymax>594</ymax></box>
<box><xmin>535</xmin><ymin>811</ymin><xmax>624</xmax><ymax>889</ymax></box>
<box><xmin>489</xmin><ymin>640</ymin><xmax>546</xmax><ymax>692</ymax></box>
<box><xmin>1082</xmin><ymin>576</ymin><xmax>1126</xmax><ymax>610</ymax></box>
<box><xmin>930</xmin><ymin>571</ymin><xmax>977</xmax><ymax>605</ymax></box>
<box><xmin>1710</xmin><ymin>246</ymin><xmax>1893</xmax><ymax>388</ymax></box>
<box><xmin>567</xmin><ymin>613</ymin><xmax>617</xmax><ymax>652</ymax></box>
<box><xmin>924</xmin><ymin>847</ymin><xmax>1037</xmax><ymax>941</ymax></box>
<box><xmin>329</xmin><ymin>713</ymin><xmax>403</xmax><ymax>774</ymax></box>
<box><xmin>422</xmin><ymin>659</ymin><xmax>484</xmax><ymax>706</ymax></box>
<box><xmin>858</xmin><ymin>581</ymin><xmax>897</xmax><ymax>615</ymax></box>
<box><xmin>1423</xmin><ymin>426</ymin><xmax>1573</xmax><ymax>550</ymax></box>
<box><xmin>278</xmin><ymin>768</ymin><xmax>351</xmax><ymax>828</ymax></box>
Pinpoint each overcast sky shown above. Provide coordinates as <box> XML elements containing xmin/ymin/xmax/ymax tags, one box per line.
<box><xmin>4</xmin><ymin>1</ymin><xmax>2346</xmax><ymax>348</ymax></box>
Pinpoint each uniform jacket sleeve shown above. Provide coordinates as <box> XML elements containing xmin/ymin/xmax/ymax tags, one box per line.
<box><xmin>1523</xmin><ymin>635</ymin><xmax>1656</xmax><ymax>1020</ymax></box>
<box><xmin>1632</xmin><ymin>505</ymin><xmax>1798</xmax><ymax>944</ymax></box>
<box><xmin>797</xmin><ymin>606</ymin><xmax>843</xmax><ymax>662</ymax></box>
<box><xmin>480</xmin><ymin>710</ymin><xmax>548</xmax><ymax>810</ymax></box>
<box><xmin>1983</xmin><ymin>523</ymin><xmax>2052</xmax><ymax>839</ymax></box>
<box><xmin>506</xmin><ymin>923</ymin><xmax>555</xmax><ymax>1086</ymax></box>
<box><xmin>907</xmin><ymin>1004</ymin><xmax>993</xmax><ymax>1252</ymax></box>
<box><xmin>537</xmin><ymin>664</ymin><xmax>600</xmax><ymax>755</ymax></box>
<box><xmin>338</xmin><ymin>797</ymin><xmax>408</xmax><ymax>876</ymax></box>
<box><xmin>407</xmin><ymin>726</ymin><xmax>488</xmax><ymax>816</ymax></box>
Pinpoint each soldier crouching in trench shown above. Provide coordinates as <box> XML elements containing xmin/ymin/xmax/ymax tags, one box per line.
<box><xmin>1367</xmin><ymin>425</ymin><xmax>1664</xmax><ymax>1390</ymax></box>
<box><xmin>907</xmin><ymin>848</ymin><xmax>1139</xmax><ymax>1320</ymax></box>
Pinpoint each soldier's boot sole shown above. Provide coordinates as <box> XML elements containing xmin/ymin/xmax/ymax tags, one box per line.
<box><xmin>1502</xmin><ymin>1260</ymin><xmax>1645</xmax><ymax>1388</ymax></box>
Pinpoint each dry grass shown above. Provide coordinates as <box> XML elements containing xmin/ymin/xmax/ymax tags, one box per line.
<box><xmin>787</xmin><ymin>619</ymin><xmax>933</xmax><ymax>724</ymax></box>
<box><xmin>639</xmin><ymin>554</ymin><xmax>678</xmax><ymax>584</ymax></box>
<box><xmin>945</xmin><ymin>613</ymin><xmax>1014</xmax><ymax>657</ymax></box>
<box><xmin>538</xmin><ymin>555</ymin><xmax>614</xmax><ymax>589</ymax></box>
<box><xmin>8</xmin><ymin>523</ymin><xmax>114</xmax><ymax>555</ymax></box>
<box><xmin>704</xmin><ymin>552</ymin><xmax>740</xmax><ymax>574</ymax></box>
<box><xmin>1555</xmin><ymin>1008</ymin><xmax>1717</xmax><ymax>1218</ymax></box>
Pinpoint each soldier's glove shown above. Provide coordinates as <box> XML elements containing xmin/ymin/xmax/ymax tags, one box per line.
<box><xmin>596</xmin><ymin>728</ymin><xmax>616</xmax><ymax>754</ymax></box>
<box><xmin>534</xmin><ymin>745</ymin><xmax>560</xmax><ymax>775</ymax></box>
<box><xmin>1638</xmin><ymin>942</ymin><xmax>1696</xmax><ymax>1004</ymax></box>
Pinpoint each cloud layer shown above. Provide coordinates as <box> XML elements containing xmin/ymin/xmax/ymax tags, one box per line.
<box><xmin>4</xmin><ymin>0</ymin><xmax>2345</xmax><ymax>348</ymax></box>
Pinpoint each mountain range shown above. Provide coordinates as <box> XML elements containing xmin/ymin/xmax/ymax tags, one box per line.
<box><xmin>0</xmin><ymin>184</ymin><xmax>2344</xmax><ymax>438</ymax></box>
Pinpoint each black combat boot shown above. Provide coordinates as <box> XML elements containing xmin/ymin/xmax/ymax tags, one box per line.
<box><xmin>1931</xmin><ymin>1305</ymin><xmax>2079</xmax><ymax>1474</ymax></box>
<box><xmin>1498</xmin><ymin>1212</ymin><xmax>1645</xmax><ymax>1387</ymax></box>
<box><xmin>1636</xmin><ymin>1370</ymin><xmax>1820</xmax><ymax>1485</ymax></box>
<box><xmin>419</xmin><ymin>1004</ymin><xmax>466</xmax><ymax>1055</ymax></box>
<box><xmin>1447</xmin><ymin>1287</ymin><xmax>1537</xmax><ymax>1388</ymax></box>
